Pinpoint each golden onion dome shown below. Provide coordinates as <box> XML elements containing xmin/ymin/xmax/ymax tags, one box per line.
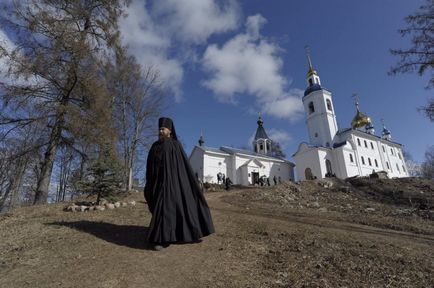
<box><xmin>351</xmin><ymin>110</ymin><xmax>371</xmax><ymax>129</ymax></box>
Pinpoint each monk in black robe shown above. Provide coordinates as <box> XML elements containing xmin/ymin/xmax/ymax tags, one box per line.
<box><xmin>144</xmin><ymin>117</ymin><xmax>214</xmax><ymax>250</ymax></box>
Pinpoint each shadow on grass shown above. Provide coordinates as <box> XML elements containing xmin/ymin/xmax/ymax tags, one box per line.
<box><xmin>47</xmin><ymin>221</ymin><xmax>149</xmax><ymax>250</ymax></box>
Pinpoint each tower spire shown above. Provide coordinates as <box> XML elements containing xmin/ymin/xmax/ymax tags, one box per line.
<box><xmin>304</xmin><ymin>46</ymin><xmax>320</xmax><ymax>86</ymax></box>
<box><xmin>198</xmin><ymin>131</ymin><xmax>204</xmax><ymax>146</ymax></box>
<box><xmin>305</xmin><ymin>45</ymin><xmax>314</xmax><ymax>70</ymax></box>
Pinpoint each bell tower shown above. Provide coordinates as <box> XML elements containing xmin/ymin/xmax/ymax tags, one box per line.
<box><xmin>302</xmin><ymin>48</ymin><xmax>338</xmax><ymax>147</ymax></box>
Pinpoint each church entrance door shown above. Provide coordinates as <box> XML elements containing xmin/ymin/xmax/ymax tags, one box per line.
<box><xmin>251</xmin><ymin>172</ymin><xmax>259</xmax><ymax>185</ymax></box>
<box><xmin>325</xmin><ymin>159</ymin><xmax>332</xmax><ymax>176</ymax></box>
<box><xmin>305</xmin><ymin>168</ymin><xmax>313</xmax><ymax>180</ymax></box>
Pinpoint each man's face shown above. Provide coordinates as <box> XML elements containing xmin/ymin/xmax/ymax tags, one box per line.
<box><xmin>159</xmin><ymin>127</ymin><xmax>172</xmax><ymax>139</ymax></box>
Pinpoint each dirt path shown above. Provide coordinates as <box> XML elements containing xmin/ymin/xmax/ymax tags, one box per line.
<box><xmin>1</xmin><ymin>190</ymin><xmax>433</xmax><ymax>287</ymax></box>
<box><xmin>208</xmin><ymin>191</ymin><xmax>434</xmax><ymax>246</ymax></box>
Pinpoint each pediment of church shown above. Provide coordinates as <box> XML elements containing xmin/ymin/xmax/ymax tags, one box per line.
<box><xmin>240</xmin><ymin>158</ymin><xmax>264</xmax><ymax>168</ymax></box>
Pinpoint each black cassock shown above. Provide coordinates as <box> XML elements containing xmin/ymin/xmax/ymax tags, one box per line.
<box><xmin>144</xmin><ymin>137</ymin><xmax>214</xmax><ymax>243</ymax></box>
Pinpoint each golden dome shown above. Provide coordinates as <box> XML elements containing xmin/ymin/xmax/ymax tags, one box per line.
<box><xmin>351</xmin><ymin>110</ymin><xmax>371</xmax><ymax>129</ymax></box>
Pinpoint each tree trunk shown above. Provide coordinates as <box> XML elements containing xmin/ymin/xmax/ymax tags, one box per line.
<box><xmin>34</xmin><ymin>119</ymin><xmax>62</xmax><ymax>204</ymax></box>
<box><xmin>127</xmin><ymin>166</ymin><xmax>133</xmax><ymax>191</ymax></box>
<box><xmin>9</xmin><ymin>160</ymin><xmax>27</xmax><ymax>209</ymax></box>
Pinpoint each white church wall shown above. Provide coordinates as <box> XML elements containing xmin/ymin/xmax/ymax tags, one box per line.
<box><xmin>341</xmin><ymin>147</ymin><xmax>360</xmax><ymax>178</ymax></box>
<box><xmin>317</xmin><ymin>149</ymin><xmax>331</xmax><ymax>178</ymax></box>
<box><xmin>189</xmin><ymin>148</ymin><xmax>204</xmax><ymax>180</ymax></box>
<box><xmin>353</xmin><ymin>135</ymin><xmax>385</xmax><ymax>176</ymax></box>
<box><xmin>203</xmin><ymin>153</ymin><xmax>229</xmax><ymax>184</ymax></box>
<box><xmin>293</xmin><ymin>148</ymin><xmax>323</xmax><ymax>181</ymax></box>
<box><xmin>384</xmin><ymin>144</ymin><xmax>408</xmax><ymax>178</ymax></box>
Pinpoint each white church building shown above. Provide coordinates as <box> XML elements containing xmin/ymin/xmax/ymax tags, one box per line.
<box><xmin>293</xmin><ymin>56</ymin><xmax>408</xmax><ymax>181</ymax></box>
<box><xmin>189</xmin><ymin>117</ymin><xmax>295</xmax><ymax>185</ymax></box>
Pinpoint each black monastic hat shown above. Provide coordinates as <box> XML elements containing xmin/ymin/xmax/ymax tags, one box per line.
<box><xmin>158</xmin><ymin>117</ymin><xmax>178</xmax><ymax>140</ymax></box>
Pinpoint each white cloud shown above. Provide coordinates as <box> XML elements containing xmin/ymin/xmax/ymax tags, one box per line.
<box><xmin>261</xmin><ymin>89</ymin><xmax>304</xmax><ymax>121</ymax></box>
<box><xmin>201</xmin><ymin>14</ymin><xmax>304</xmax><ymax>120</ymax></box>
<box><xmin>119</xmin><ymin>0</ymin><xmax>240</xmax><ymax>102</ymax></box>
<box><xmin>152</xmin><ymin>0</ymin><xmax>240</xmax><ymax>44</ymax></box>
<box><xmin>267</xmin><ymin>129</ymin><xmax>292</xmax><ymax>148</ymax></box>
<box><xmin>119</xmin><ymin>0</ymin><xmax>184</xmax><ymax>101</ymax></box>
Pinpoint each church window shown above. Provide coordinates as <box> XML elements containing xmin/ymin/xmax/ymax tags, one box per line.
<box><xmin>364</xmin><ymin>140</ymin><xmax>368</xmax><ymax>148</ymax></box>
<box><xmin>382</xmin><ymin>145</ymin><xmax>385</xmax><ymax>153</ymax></box>
<box><xmin>374</xmin><ymin>159</ymin><xmax>378</xmax><ymax>167</ymax></box>
<box><xmin>370</xmin><ymin>142</ymin><xmax>374</xmax><ymax>149</ymax></box>
<box><xmin>368</xmin><ymin>158</ymin><xmax>372</xmax><ymax>166</ymax></box>
<box><xmin>361</xmin><ymin>156</ymin><xmax>365</xmax><ymax>165</ymax></box>
<box><xmin>308</xmin><ymin>102</ymin><xmax>315</xmax><ymax>114</ymax></box>
<box><xmin>266</xmin><ymin>143</ymin><xmax>270</xmax><ymax>151</ymax></box>
<box><xmin>309</xmin><ymin>78</ymin><xmax>313</xmax><ymax>86</ymax></box>
<box><xmin>260</xmin><ymin>144</ymin><xmax>263</xmax><ymax>150</ymax></box>
<box><xmin>349</xmin><ymin>154</ymin><xmax>354</xmax><ymax>163</ymax></box>
<box><xmin>357</xmin><ymin>138</ymin><xmax>361</xmax><ymax>146</ymax></box>
<box><xmin>386</xmin><ymin>162</ymin><xmax>390</xmax><ymax>169</ymax></box>
<box><xmin>396</xmin><ymin>163</ymin><xmax>400</xmax><ymax>172</ymax></box>
<box><xmin>390</xmin><ymin>148</ymin><xmax>394</xmax><ymax>155</ymax></box>
<box><xmin>326</xmin><ymin>99</ymin><xmax>333</xmax><ymax>111</ymax></box>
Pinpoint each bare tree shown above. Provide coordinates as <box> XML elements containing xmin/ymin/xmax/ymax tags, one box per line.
<box><xmin>421</xmin><ymin>145</ymin><xmax>434</xmax><ymax>179</ymax></box>
<box><xmin>107</xmin><ymin>51</ymin><xmax>165</xmax><ymax>191</ymax></box>
<box><xmin>0</xmin><ymin>122</ymin><xmax>45</xmax><ymax>211</ymax></box>
<box><xmin>270</xmin><ymin>141</ymin><xmax>286</xmax><ymax>158</ymax></box>
<box><xmin>0</xmin><ymin>0</ymin><xmax>125</xmax><ymax>204</ymax></box>
<box><xmin>390</xmin><ymin>0</ymin><xmax>434</xmax><ymax>121</ymax></box>
<box><xmin>402</xmin><ymin>150</ymin><xmax>422</xmax><ymax>177</ymax></box>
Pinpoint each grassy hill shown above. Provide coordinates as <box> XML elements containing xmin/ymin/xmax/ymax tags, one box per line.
<box><xmin>1</xmin><ymin>177</ymin><xmax>433</xmax><ymax>287</ymax></box>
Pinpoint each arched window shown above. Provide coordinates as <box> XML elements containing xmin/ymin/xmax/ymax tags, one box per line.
<box><xmin>370</xmin><ymin>142</ymin><xmax>374</xmax><ymax>149</ymax></box>
<box><xmin>357</xmin><ymin>138</ymin><xmax>361</xmax><ymax>146</ymax></box>
<box><xmin>308</xmin><ymin>102</ymin><xmax>315</xmax><ymax>114</ymax></box>
<box><xmin>368</xmin><ymin>158</ymin><xmax>372</xmax><ymax>166</ymax></box>
<box><xmin>386</xmin><ymin>162</ymin><xmax>390</xmax><ymax>169</ymax></box>
<box><xmin>361</xmin><ymin>156</ymin><xmax>365</xmax><ymax>165</ymax></box>
<box><xmin>349</xmin><ymin>154</ymin><xmax>354</xmax><ymax>163</ymax></box>
<box><xmin>374</xmin><ymin>159</ymin><xmax>378</xmax><ymax>167</ymax></box>
<box><xmin>309</xmin><ymin>78</ymin><xmax>313</xmax><ymax>86</ymax></box>
<box><xmin>364</xmin><ymin>140</ymin><xmax>368</xmax><ymax>148</ymax></box>
<box><xmin>260</xmin><ymin>144</ymin><xmax>263</xmax><ymax>150</ymax></box>
<box><xmin>326</xmin><ymin>99</ymin><xmax>332</xmax><ymax>111</ymax></box>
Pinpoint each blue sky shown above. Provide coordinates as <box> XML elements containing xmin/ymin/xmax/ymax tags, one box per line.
<box><xmin>1</xmin><ymin>0</ymin><xmax>432</xmax><ymax>163</ymax></box>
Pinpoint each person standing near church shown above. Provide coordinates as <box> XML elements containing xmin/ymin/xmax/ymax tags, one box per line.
<box><xmin>144</xmin><ymin>117</ymin><xmax>215</xmax><ymax>251</ymax></box>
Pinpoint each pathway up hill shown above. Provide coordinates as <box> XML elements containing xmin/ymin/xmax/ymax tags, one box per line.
<box><xmin>1</xmin><ymin>177</ymin><xmax>433</xmax><ymax>287</ymax></box>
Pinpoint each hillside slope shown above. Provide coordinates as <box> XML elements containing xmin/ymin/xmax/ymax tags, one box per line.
<box><xmin>1</xmin><ymin>177</ymin><xmax>433</xmax><ymax>287</ymax></box>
